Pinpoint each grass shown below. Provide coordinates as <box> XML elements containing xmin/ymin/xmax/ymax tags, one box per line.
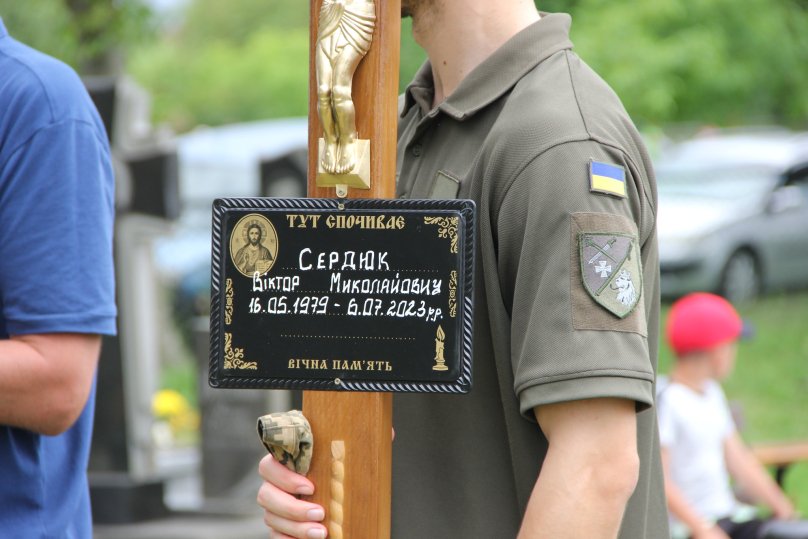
<box><xmin>658</xmin><ymin>291</ymin><xmax>808</xmax><ymax>515</ymax></box>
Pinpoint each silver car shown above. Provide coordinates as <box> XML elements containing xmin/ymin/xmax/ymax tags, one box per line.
<box><xmin>656</xmin><ymin>130</ymin><xmax>808</xmax><ymax>303</ymax></box>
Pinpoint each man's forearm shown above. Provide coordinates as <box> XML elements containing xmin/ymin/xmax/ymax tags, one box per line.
<box><xmin>0</xmin><ymin>338</ymin><xmax>56</xmax><ymax>427</ymax></box>
<box><xmin>0</xmin><ymin>334</ymin><xmax>100</xmax><ymax>434</ymax></box>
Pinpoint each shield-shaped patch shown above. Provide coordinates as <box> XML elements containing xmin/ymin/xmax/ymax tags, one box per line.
<box><xmin>579</xmin><ymin>232</ymin><xmax>642</xmax><ymax>318</ymax></box>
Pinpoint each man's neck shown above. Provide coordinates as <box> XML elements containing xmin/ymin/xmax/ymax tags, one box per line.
<box><xmin>410</xmin><ymin>0</ymin><xmax>541</xmax><ymax>107</ymax></box>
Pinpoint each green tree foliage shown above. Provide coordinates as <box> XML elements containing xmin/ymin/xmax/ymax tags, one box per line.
<box><xmin>400</xmin><ymin>17</ymin><xmax>427</xmax><ymax>89</ymax></box>
<box><xmin>129</xmin><ymin>26</ymin><xmax>310</xmax><ymax>130</ymax></box>
<box><xmin>128</xmin><ymin>0</ymin><xmax>425</xmax><ymax>132</ymax></box>
<box><xmin>0</xmin><ymin>0</ymin><xmax>152</xmax><ymax>73</ymax></box>
<box><xmin>543</xmin><ymin>0</ymin><xmax>808</xmax><ymax>128</ymax></box>
<box><xmin>179</xmin><ymin>0</ymin><xmax>309</xmax><ymax>46</ymax></box>
<box><xmin>129</xmin><ymin>0</ymin><xmax>807</xmax><ymax>130</ymax></box>
<box><xmin>11</xmin><ymin>0</ymin><xmax>803</xmax><ymax>130</ymax></box>
<box><xmin>128</xmin><ymin>0</ymin><xmax>311</xmax><ymax>131</ymax></box>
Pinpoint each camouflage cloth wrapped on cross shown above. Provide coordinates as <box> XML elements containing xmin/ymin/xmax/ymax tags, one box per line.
<box><xmin>257</xmin><ymin>410</ymin><xmax>314</xmax><ymax>475</ymax></box>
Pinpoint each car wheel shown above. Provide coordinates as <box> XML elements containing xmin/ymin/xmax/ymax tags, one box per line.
<box><xmin>719</xmin><ymin>250</ymin><xmax>761</xmax><ymax>304</ymax></box>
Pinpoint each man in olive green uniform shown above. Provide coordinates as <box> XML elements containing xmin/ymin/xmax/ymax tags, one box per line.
<box><xmin>257</xmin><ymin>3</ymin><xmax>669</xmax><ymax>538</ymax></box>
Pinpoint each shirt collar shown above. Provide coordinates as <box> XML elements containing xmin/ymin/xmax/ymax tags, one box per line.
<box><xmin>402</xmin><ymin>13</ymin><xmax>574</xmax><ymax>120</ymax></box>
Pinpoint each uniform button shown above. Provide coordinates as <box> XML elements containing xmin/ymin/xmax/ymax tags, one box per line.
<box><xmin>411</xmin><ymin>144</ymin><xmax>423</xmax><ymax>157</ymax></box>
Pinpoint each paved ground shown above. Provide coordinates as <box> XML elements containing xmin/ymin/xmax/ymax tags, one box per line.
<box><xmin>92</xmin><ymin>450</ymin><xmax>269</xmax><ymax>539</ymax></box>
<box><xmin>93</xmin><ymin>512</ymin><xmax>267</xmax><ymax>539</ymax></box>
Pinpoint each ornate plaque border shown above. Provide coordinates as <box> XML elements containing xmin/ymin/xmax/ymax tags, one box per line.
<box><xmin>209</xmin><ymin>197</ymin><xmax>476</xmax><ymax>394</ymax></box>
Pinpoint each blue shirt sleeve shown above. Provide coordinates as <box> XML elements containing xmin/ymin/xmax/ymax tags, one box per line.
<box><xmin>0</xmin><ymin>118</ymin><xmax>117</xmax><ymax>336</ymax></box>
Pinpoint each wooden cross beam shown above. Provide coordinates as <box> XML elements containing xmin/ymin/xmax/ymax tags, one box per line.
<box><xmin>303</xmin><ymin>1</ymin><xmax>401</xmax><ymax>537</ymax></box>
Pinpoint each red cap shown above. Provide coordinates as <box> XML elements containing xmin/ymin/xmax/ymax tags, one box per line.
<box><xmin>666</xmin><ymin>292</ymin><xmax>743</xmax><ymax>357</ymax></box>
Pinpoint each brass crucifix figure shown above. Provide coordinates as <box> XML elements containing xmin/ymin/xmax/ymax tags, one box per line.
<box><xmin>316</xmin><ymin>0</ymin><xmax>376</xmax><ymax>189</ymax></box>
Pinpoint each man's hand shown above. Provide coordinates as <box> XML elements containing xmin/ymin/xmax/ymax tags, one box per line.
<box><xmin>257</xmin><ymin>453</ymin><xmax>327</xmax><ymax>539</ymax></box>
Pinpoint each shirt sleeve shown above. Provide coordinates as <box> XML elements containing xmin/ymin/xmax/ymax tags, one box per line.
<box><xmin>656</xmin><ymin>387</ymin><xmax>677</xmax><ymax>448</ymax></box>
<box><xmin>495</xmin><ymin>140</ymin><xmax>656</xmax><ymax>418</ymax></box>
<box><xmin>0</xmin><ymin>119</ymin><xmax>117</xmax><ymax>336</ymax></box>
<box><xmin>711</xmin><ymin>381</ymin><xmax>737</xmax><ymax>439</ymax></box>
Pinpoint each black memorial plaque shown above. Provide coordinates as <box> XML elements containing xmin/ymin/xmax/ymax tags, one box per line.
<box><xmin>209</xmin><ymin>198</ymin><xmax>475</xmax><ymax>393</ymax></box>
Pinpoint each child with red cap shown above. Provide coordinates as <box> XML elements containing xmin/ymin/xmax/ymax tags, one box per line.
<box><xmin>658</xmin><ymin>292</ymin><xmax>808</xmax><ymax>539</ymax></box>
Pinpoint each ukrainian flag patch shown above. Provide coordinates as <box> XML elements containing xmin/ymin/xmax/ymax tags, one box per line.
<box><xmin>589</xmin><ymin>160</ymin><xmax>627</xmax><ymax>198</ymax></box>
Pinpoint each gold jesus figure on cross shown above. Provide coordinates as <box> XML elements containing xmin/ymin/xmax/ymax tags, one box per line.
<box><xmin>316</xmin><ymin>0</ymin><xmax>376</xmax><ymax>175</ymax></box>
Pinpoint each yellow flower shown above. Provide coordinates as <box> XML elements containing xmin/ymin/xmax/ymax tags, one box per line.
<box><xmin>152</xmin><ymin>389</ymin><xmax>190</xmax><ymax>419</ymax></box>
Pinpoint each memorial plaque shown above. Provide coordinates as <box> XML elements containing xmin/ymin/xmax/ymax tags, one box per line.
<box><xmin>209</xmin><ymin>197</ymin><xmax>475</xmax><ymax>393</ymax></box>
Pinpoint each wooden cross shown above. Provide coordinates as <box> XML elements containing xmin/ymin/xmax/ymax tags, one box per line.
<box><xmin>303</xmin><ymin>1</ymin><xmax>401</xmax><ymax>537</ymax></box>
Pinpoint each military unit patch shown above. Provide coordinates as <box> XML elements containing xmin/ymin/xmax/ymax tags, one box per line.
<box><xmin>579</xmin><ymin>232</ymin><xmax>642</xmax><ymax>318</ymax></box>
<box><xmin>589</xmin><ymin>160</ymin><xmax>627</xmax><ymax>198</ymax></box>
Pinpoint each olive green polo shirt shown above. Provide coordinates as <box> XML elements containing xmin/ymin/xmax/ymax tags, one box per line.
<box><xmin>392</xmin><ymin>13</ymin><xmax>669</xmax><ymax>539</ymax></box>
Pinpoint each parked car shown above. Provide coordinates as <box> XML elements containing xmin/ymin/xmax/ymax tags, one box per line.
<box><xmin>656</xmin><ymin>129</ymin><xmax>808</xmax><ymax>303</ymax></box>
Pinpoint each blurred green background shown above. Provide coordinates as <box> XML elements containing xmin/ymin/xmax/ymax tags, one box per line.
<box><xmin>2</xmin><ymin>0</ymin><xmax>806</xmax><ymax>518</ymax></box>
<box><xmin>2</xmin><ymin>0</ymin><xmax>808</xmax><ymax>133</ymax></box>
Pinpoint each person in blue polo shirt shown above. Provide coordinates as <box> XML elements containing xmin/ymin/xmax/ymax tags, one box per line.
<box><xmin>0</xmin><ymin>17</ymin><xmax>117</xmax><ymax>538</ymax></box>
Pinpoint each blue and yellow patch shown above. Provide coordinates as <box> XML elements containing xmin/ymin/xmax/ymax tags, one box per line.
<box><xmin>589</xmin><ymin>160</ymin><xmax>627</xmax><ymax>198</ymax></box>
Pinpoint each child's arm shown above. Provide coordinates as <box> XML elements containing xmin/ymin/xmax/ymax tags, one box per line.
<box><xmin>724</xmin><ymin>431</ymin><xmax>797</xmax><ymax>519</ymax></box>
<box><xmin>661</xmin><ymin>447</ymin><xmax>731</xmax><ymax>539</ymax></box>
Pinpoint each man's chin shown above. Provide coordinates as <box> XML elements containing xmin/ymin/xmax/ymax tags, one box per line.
<box><xmin>401</xmin><ymin>0</ymin><xmax>435</xmax><ymax>20</ymax></box>
<box><xmin>400</xmin><ymin>0</ymin><xmax>417</xmax><ymax>18</ymax></box>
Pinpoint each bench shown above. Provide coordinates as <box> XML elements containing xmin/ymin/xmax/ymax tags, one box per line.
<box><xmin>751</xmin><ymin>440</ymin><xmax>808</xmax><ymax>486</ymax></box>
